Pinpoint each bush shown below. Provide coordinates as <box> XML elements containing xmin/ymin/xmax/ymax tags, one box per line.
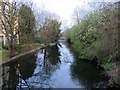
<box><xmin>2</xmin><ymin>45</ymin><xmax>8</xmax><ymax>50</ymax></box>
<box><xmin>68</xmin><ymin>2</ymin><xmax>119</xmax><ymax>85</ymax></box>
<box><xmin>69</xmin><ymin>3</ymin><xmax>118</xmax><ymax>59</ymax></box>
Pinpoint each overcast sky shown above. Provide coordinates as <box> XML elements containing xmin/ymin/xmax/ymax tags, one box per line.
<box><xmin>17</xmin><ymin>0</ymin><xmax>118</xmax><ymax>30</ymax></box>
<box><xmin>33</xmin><ymin>0</ymin><xmax>91</xmax><ymax>30</ymax></box>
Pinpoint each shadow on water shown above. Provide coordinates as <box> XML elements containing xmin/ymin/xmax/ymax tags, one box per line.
<box><xmin>25</xmin><ymin>45</ymin><xmax>61</xmax><ymax>88</ymax></box>
<box><xmin>18</xmin><ymin>53</ymin><xmax>36</xmax><ymax>80</ymax></box>
<box><xmin>1</xmin><ymin>52</ymin><xmax>37</xmax><ymax>89</ymax></box>
<box><xmin>1</xmin><ymin>42</ymin><xmax>109</xmax><ymax>89</ymax></box>
<box><xmin>70</xmin><ymin>59</ymin><xmax>109</xmax><ymax>88</ymax></box>
<box><xmin>42</xmin><ymin>45</ymin><xmax>61</xmax><ymax>75</ymax></box>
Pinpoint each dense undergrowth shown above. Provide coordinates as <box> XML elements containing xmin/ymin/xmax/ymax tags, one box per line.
<box><xmin>68</xmin><ymin>2</ymin><xmax>120</xmax><ymax>86</ymax></box>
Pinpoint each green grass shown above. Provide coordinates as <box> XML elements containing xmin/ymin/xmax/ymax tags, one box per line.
<box><xmin>0</xmin><ymin>49</ymin><xmax>9</xmax><ymax>62</ymax></box>
<box><xmin>0</xmin><ymin>43</ymin><xmax>52</xmax><ymax>64</ymax></box>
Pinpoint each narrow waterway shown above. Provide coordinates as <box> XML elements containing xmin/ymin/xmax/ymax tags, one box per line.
<box><xmin>1</xmin><ymin>42</ymin><xmax>108</xmax><ymax>89</ymax></box>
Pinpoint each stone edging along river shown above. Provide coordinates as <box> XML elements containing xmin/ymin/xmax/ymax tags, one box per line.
<box><xmin>1</xmin><ymin>47</ymin><xmax>41</xmax><ymax>66</ymax></box>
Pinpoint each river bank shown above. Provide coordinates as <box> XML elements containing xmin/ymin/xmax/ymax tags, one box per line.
<box><xmin>1</xmin><ymin>42</ymin><xmax>112</xmax><ymax>89</ymax></box>
<box><xmin>66</xmin><ymin>2</ymin><xmax>119</xmax><ymax>87</ymax></box>
<box><xmin>1</xmin><ymin>43</ymin><xmax>57</xmax><ymax>66</ymax></box>
<box><xmin>1</xmin><ymin>47</ymin><xmax>40</xmax><ymax>66</ymax></box>
<box><xmin>67</xmin><ymin>41</ymin><xmax>120</xmax><ymax>88</ymax></box>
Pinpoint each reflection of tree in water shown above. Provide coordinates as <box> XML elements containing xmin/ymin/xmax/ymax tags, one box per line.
<box><xmin>2</xmin><ymin>52</ymin><xmax>37</xmax><ymax>89</ymax></box>
<box><xmin>17</xmin><ymin>52</ymin><xmax>36</xmax><ymax>80</ymax></box>
<box><xmin>2</xmin><ymin>45</ymin><xmax>61</xmax><ymax>89</ymax></box>
<box><xmin>43</xmin><ymin>44</ymin><xmax>61</xmax><ymax>75</ymax></box>
<box><xmin>2</xmin><ymin>63</ymin><xmax>26</xmax><ymax>89</ymax></box>
<box><xmin>4</xmin><ymin>63</ymin><xmax>18</xmax><ymax>89</ymax></box>
<box><xmin>70</xmin><ymin>59</ymin><xmax>108</xmax><ymax>88</ymax></box>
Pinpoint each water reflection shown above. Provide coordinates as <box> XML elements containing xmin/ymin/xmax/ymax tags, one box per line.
<box><xmin>42</xmin><ymin>45</ymin><xmax>61</xmax><ymax>74</ymax></box>
<box><xmin>1</xmin><ymin>52</ymin><xmax>37</xmax><ymax>89</ymax></box>
<box><xmin>46</xmin><ymin>45</ymin><xmax>61</xmax><ymax>66</ymax></box>
<box><xmin>34</xmin><ymin>45</ymin><xmax>61</xmax><ymax>76</ymax></box>
<box><xmin>70</xmin><ymin>59</ymin><xmax>108</xmax><ymax>88</ymax></box>
<box><xmin>49</xmin><ymin>43</ymin><xmax>81</xmax><ymax>88</ymax></box>
<box><xmin>8</xmin><ymin>64</ymin><xmax>18</xmax><ymax>89</ymax></box>
<box><xmin>1</xmin><ymin>43</ymin><xmax>109</xmax><ymax>89</ymax></box>
<box><xmin>20</xmin><ymin>45</ymin><xmax>61</xmax><ymax>88</ymax></box>
<box><xmin>2</xmin><ymin>63</ymin><xmax>18</xmax><ymax>89</ymax></box>
<box><xmin>18</xmin><ymin>52</ymin><xmax>36</xmax><ymax>80</ymax></box>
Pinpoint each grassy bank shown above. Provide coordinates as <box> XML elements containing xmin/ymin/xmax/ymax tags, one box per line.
<box><xmin>1</xmin><ymin>42</ymin><xmax>57</xmax><ymax>64</ymax></box>
<box><xmin>68</xmin><ymin>2</ymin><xmax>119</xmax><ymax>86</ymax></box>
<box><xmin>0</xmin><ymin>49</ymin><xmax>9</xmax><ymax>62</ymax></box>
<box><xmin>1</xmin><ymin>43</ymin><xmax>45</xmax><ymax>63</ymax></box>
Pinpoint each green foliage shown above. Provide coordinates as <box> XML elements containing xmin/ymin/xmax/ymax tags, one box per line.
<box><xmin>69</xmin><ymin>23</ymin><xmax>98</xmax><ymax>59</ymax></box>
<box><xmin>68</xmin><ymin>2</ymin><xmax>119</xmax><ymax>85</ymax></box>
<box><xmin>69</xmin><ymin>2</ymin><xmax>118</xmax><ymax>70</ymax></box>
<box><xmin>102</xmin><ymin>62</ymin><xmax>116</xmax><ymax>71</ymax></box>
<box><xmin>39</xmin><ymin>19</ymin><xmax>61</xmax><ymax>44</ymax></box>
<box><xmin>0</xmin><ymin>49</ymin><xmax>9</xmax><ymax>62</ymax></box>
<box><xmin>2</xmin><ymin>45</ymin><xmax>8</xmax><ymax>50</ymax></box>
<box><xmin>18</xmin><ymin>4</ymin><xmax>35</xmax><ymax>44</ymax></box>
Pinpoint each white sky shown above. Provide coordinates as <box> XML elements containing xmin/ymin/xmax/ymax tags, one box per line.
<box><xmin>13</xmin><ymin>0</ymin><xmax>118</xmax><ymax>30</ymax></box>
<box><xmin>31</xmin><ymin>0</ymin><xmax>119</xmax><ymax>30</ymax></box>
<box><xmin>33</xmin><ymin>0</ymin><xmax>91</xmax><ymax>30</ymax></box>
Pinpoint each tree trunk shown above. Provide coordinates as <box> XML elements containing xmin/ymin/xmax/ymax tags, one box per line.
<box><xmin>44</xmin><ymin>48</ymin><xmax>46</xmax><ymax>67</ymax></box>
<box><xmin>8</xmin><ymin>42</ymin><xmax>14</xmax><ymax>58</ymax></box>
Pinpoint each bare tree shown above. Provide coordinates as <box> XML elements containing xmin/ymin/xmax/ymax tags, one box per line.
<box><xmin>72</xmin><ymin>6</ymin><xmax>88</xmax><ymax>25</ymax></box>
<box><xmin>73</xmin><ymin>6</ymin><xmax>82</xmax><ymax>25</ymax></box>
<box><xmin>0</xmin><ymin>0</ymin><xmax>21</xmax><ymax>57</ymax></box>
<box><xmin>88</xmin><ymin>1</ymin><xmax>114</xmax><ymax>11</ymax></box>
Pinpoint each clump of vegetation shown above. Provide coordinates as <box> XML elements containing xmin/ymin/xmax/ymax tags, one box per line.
<box><xmin>18</xmin><ymin>4</ymin><xmax>36</xmax><ymax>45</ymax></box>
<box><xmin>68</xmin><ymin>2</ymin><xmax>119</xmax><ymax>86</ymax></box>
<box><xmin>39</xmin><ymin>19</ymin><xmax>61</xmax><ymax>45</ymax></box>
<box><xmin>0</xmin><ymin>0</ymin><xmax>61</xmax><ymax>58</ymax></box>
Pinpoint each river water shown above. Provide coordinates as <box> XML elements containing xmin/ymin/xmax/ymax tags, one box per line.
<box><xmin>1</xmin><ymin>42</ymin><xmax>109</xmax><ymax>89</ymax></box>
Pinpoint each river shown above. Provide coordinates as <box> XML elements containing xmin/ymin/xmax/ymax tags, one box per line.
<box><xmin>1</xmin><ymin>42</ymin><xmax>109</xmax><ymax>89</ymax></box>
